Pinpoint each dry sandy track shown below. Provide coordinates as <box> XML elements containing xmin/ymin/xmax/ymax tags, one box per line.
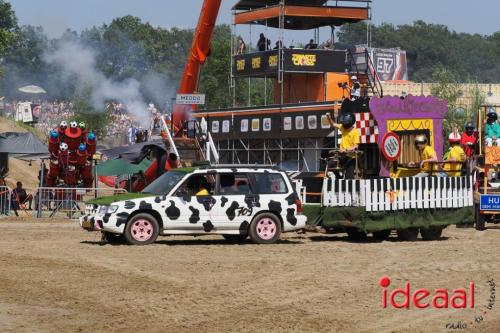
<box><xmin>0</xmin><ymin>219</ymin><xmax>499</xmax><ymax>333</ymax></box>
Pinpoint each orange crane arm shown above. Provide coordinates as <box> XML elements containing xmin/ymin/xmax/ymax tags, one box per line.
<box><xmin>173</xmin><ymin>0</ymin><xmax>222</xmax><ymax>135</ymax></box>
<box><xmin>178</xmin><ymin>0</ymin><xmax>222</xmax><ymax>94</ymax></box>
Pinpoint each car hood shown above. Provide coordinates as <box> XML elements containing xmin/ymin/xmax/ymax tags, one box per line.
<box><xmin>86</xmin><ymin>193</ymin><xmax>155</xmax><ymax>206</ymax></box>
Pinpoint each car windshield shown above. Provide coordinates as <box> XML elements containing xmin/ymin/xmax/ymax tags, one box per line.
<box><xmin>142</xmin><ymin>171</ymin><xmax>188</xmax><ymax>195</ymax></box>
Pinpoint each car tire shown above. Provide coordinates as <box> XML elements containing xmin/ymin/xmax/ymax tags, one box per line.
<box><xmin>372</xmin><ymin>229</ymin><xmax>391</xmax><ymax>241</ymax></box>
<box><xmin>346</xmin><ymin>228</ymin><xmax>368</xmax><ymax>241</ymax></box>
<box><xmin>420</xmin><ymin>227</ymin><xmax>443</xmax><ymax>241</ymax></box>
<box><xmin>397</xmin><ymin>228</ymin><xmax>419</xmax><ymax>241</ymax></box>
<box><xmin>102</xmin><ymin>231</ymin><xmax>124</xmax><ymax>244</ymax></box>
<box><xmin>222</xmin><ymin>234</ymin><xmax>248</xmax><ymax>243</ymax></box>
<box><xmin>124</xmin><ymin>213</ymin><xmax>159</xmax><ymax>245</ymax></box>
<box><xmin>474</xmin><ymin>204</ymin><xmax>486</xmax><ymax>231</ymax></box>
<box><xmin>249</xmin><ymin>213</ymin><xmax>282</xmax><ymax>244</ymax></box>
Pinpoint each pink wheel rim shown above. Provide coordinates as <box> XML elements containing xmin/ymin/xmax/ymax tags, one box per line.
<box><xmin>131</xmin><ymin>219</ymin><xmax>153</xmax><ymax>242</ymax></box>
<box><xmin>256</xmin><ymin>218</ymin><xmax>277</xmax><ymax>240</ymax></box>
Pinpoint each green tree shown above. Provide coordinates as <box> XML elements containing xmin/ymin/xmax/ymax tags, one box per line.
<box><xmin>337</xmin><ymin>20</ymin><xmax>500</xmax><ymax>82</ymax></box>
<box><xmin>1</xmin><ymin>25</ymin><xmax>49</xmax><ymax>97</ymax></box>
<box><xmin>0</xmin><ymin>0</ymin><xmax>18</xmax><ymax>77</ymax></box>
<box><xmin>430</xmin><ymin>68</ymin><xmax>484</xmax><ymax>149</ymax></box>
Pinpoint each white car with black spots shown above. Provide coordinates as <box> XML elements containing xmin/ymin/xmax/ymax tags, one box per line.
<box><xmin>80</xmin><ymin>166</ymin><xmax>307</xmax><ymax>245</ymax></box>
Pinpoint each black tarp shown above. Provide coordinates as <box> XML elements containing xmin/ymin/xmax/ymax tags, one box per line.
<box><xmin>99</xmin><ymin>140</ymin><xmax>166</xmax><ymax>163</ymax></box>
<box><xmin>0</xmin><ymin>132</ymin><xmax>47</xmax><ymax>156</ymax></box>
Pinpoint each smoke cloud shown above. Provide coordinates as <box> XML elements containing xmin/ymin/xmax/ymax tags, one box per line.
<box><xmin>43</xmin><ymin>40</ymin><xmax>151</xmax><ymax>126</ymax></box>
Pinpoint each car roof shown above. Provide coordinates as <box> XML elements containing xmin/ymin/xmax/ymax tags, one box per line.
<box><xmin>190</xmin><ymin>167</ymin><xmax>283</xmax><ymax>174</ymax></box>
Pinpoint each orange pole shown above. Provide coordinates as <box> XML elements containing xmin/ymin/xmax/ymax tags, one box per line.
<box><xmin>174</xmin><ymin>0</ymin><xmax>222</xmax><ymax>134</ymax></box>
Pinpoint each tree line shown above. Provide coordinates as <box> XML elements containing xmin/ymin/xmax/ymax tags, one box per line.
<box><xmin>0</xmin><ymin>0</ymin><xmax>498</xmax><ymax>112</ymax></box>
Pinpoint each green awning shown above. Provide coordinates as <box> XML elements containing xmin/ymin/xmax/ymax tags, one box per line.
<box><xmin>94</xmin><ymin>158</ymin><xmax>152</xmax><ymax>176</ymax></box>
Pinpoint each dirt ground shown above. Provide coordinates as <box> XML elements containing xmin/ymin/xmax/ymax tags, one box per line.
<box><xmin>0</xmin><ymin>219</ymin><xmax>499</xmax><ymax>333</ymax></box>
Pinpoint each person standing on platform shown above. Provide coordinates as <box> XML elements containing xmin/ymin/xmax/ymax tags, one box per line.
<box><xmin>485</xmin><ymin>110</ymin><xmax>500</xmax><ymax>146</ymax></box>
<box><xmin>326</xmin><ymin>113</ymin><xmax>360</xmax><ymax>179</ymax></box>
<box><xmin>350</xmin><ymin>75</ymin><xmax>361</xmax><ymax>100</ymax></box>
<box><xmin>237</xmin><ymin>37</ymin><xmax>246</xmax><ymax>55</ymax></box>
<box><xmin>257</xmin><ymin>33</ymin><xmax>270</xmax><ymax>51</ymax></box>
<box><xmin>460</xmin><ymin>122</ymin><xmax>477</xmax><ymax>157</ymax></box>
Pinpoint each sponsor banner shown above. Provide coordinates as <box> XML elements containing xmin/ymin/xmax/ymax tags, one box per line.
<box><xmin>233</xmin><ymin>49</ymin><xmax>345</xmax><ymax>76</ymax></box>
<box><xmin>369</xmin><ymin>48</ymin><xmax>408</xmax><ymax>82</ymax></box>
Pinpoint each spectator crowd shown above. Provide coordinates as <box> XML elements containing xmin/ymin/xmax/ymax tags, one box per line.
<box><xmin>1</xmin><ymin>100</ymin><xmax>165</xmax><ymax>145</ymax></box>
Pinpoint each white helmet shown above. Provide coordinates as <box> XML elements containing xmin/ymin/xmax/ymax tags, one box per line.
<box><xmin>70</xmin><ymin>121</ymin><xmax>78</xmax><ymax>129</ymax></box>
<box><xmin>350</xmin><ymin>75</ymin><xmax>358</xmax><ymax>81</ymax></box>
<box><xmin>448</xmin><ymin>132</ymin><xmax>461</xmax><ymax>143</ymax></box>
<box><xmin>60</xmin><ymin>120</ymin><xmax>68</xmax><ymax>128</ymax></box>
<box><xmin>59</xmin><ymin>142</ymin><xmax>68</xmax><ymax>151</ymax></box>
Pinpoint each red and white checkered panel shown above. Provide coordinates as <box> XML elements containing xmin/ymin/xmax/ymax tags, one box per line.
<box><xmin>355</xmin><ymin>112</ymin><xmax>379</xmax><ymax>144</ymax></box>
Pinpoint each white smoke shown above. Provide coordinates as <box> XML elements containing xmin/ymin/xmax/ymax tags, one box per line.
<box><xmin>43</xmin><ymin>40</ymin><xmax>150</xmax><ymax>126</ymax></box>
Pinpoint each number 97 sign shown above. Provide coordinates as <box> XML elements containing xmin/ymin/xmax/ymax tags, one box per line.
<box><xmin>381</xmin><ymin>132</ymin><xmax>401</xmax><ymax>161</ymax></box>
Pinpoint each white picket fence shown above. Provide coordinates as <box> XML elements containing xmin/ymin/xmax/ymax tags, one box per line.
<box><xmin>322</xmin><ymin>176</ymin><xmax>473</xmax><ymax>212</ymax></box>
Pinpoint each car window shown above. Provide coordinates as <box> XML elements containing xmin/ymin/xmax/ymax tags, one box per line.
<box><xmin>251</xmin><ymin>173</ymin><xmax>288</xmax><ymax>194</ymax></box>
<box><xmin>142</xmin><ymin>171</ymin><xmax>188</xmax><ymax>195</ymax></box>
<box><xmin>174</xmin><ymin>173</ymin><xmax>215</xmax><ymax>196</ymax></box>
<box><xmin>219</xmin><ymin>173</ymin><xmax>252</xmax><ymax>195</ymax></box>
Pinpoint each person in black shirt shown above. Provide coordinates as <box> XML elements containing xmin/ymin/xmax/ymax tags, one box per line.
<box><xmin>304</xmin><ymin>39</ymin><xmax>317</xmax><ymax>49</ymax></box>
<box><xmin>257</xmin><ymin>33</ymin><xmax>270</xmax><ymax>51</ymax></box>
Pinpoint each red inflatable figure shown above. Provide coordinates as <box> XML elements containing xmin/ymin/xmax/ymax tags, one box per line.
<box><xmin>86</xmin><ymin>132</ymin><xmax>97</xmax><ymax>156</ymax></box>
<box><xmin>64</xmin><ymin>121</ymin><xmax>82</xmax><ymax>151</ymax></box>
<box><xmin>46</xmin><ymin>121</ymin><xmax>96</xmax><ymax>188</ymax></box>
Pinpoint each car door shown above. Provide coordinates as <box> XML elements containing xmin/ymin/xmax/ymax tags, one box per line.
<box><xmin>166</xmin><ymin>172</ymin><xmax>216</xmax><ymax>231</ymax></box>
<box><xmin>212</xmin><ymin>173</ymin><xmax>255</xmax><ymax>231</ymax></box>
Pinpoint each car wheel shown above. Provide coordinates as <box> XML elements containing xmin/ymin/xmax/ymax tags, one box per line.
<box><xmin>420</xmin><ymin>227</ymin><xmax>443</xmax><ymax>241</ymax></box>
<box><xmin>249</xmin><ymin>213</ymin><xmax>282</xmax><ymax>244</ymax></box>
<box><xmin>474</xmin><ymin>204</ymin><xmax>486</xmax><ymax>231</ymax></box>
<box><xmin>222</xmin><ymin>234</ymin><xmax>248</xmax><ymax>243</ymax></box>
<box><xmin>101</xmin><ymin>231</ymin><xmax>124</xmax><ymax>244</ymax></box>
<box><xmin>372</xmin><ymin>229</ymin><xmax>391</xmax><ymax>241</ymax></box>
<box><xmin>124</xmin><ymin>213</ymin><xmax>159</xmax><ymax>245</ymax></box>
<box><xmin>346</xmin><ymin>228</ymin><xmax>368</xmax><ymax>241</ymax></box>
<box><xmin>397</xmin><ymin>228</ymin><xmax>419</xmax><ymax>241</ymax></box>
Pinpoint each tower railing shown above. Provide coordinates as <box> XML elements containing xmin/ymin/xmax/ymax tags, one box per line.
<box><xmin>346</xmin><ymin>48</ymin><xmax>383</xmax><ymax>98</ymax></box>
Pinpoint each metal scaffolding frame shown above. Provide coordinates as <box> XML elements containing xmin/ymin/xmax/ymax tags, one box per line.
<box><xmin>214</xmin><ymin>137</ymin><xmax>329</xmax><ymax>171</ymax></box>
<box><xmin>223</xmin><ymin>0</ymin><xmax>374</xmax><ymax>172</ymax></box>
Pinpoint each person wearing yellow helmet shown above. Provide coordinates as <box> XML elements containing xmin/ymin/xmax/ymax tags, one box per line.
<box><xmin>410</xmin><ymin>134</ymin><xmax>438</xmax><ymax>177</ymax></box>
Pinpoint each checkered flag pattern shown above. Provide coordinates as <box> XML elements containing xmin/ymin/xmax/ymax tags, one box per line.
<box><xmin>355</xmin><ymin>112</ymin><xmax>379</xmax><ymax>144</ymax></box>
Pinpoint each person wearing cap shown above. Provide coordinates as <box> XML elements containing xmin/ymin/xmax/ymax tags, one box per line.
<box><xmin>485</xmin><ymin>110</ymin><xmax>500</xmax><ymax>146</ymax></box>
<box><xmin>460</xmin><ymin>122</ymin><xmax>477</xmax><ymax>157</ymax></box>
<box><xmin>443</xmin><ymin>131</ymin><xmax>466</xmax><ymax>177</ymax></box>
<box><xmin>350</xmin><ymin>75</ymin><xmax>361</xmax><ymax>100</ymax></box>
<box><xmin>326</xmin><ymin>112</ymin><xmax>360</xmax><ymax>179</ymax></box>
<box><xmin>410</xmin><ymin>135</ymin><xmax>438</xmax><ymax>177</ymax></box>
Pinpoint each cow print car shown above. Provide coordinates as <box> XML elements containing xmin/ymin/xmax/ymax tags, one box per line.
<box><xmin>80</xmin><ymin>166</ymin><xmax>306</xmax><ymax>245</ymax></box>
